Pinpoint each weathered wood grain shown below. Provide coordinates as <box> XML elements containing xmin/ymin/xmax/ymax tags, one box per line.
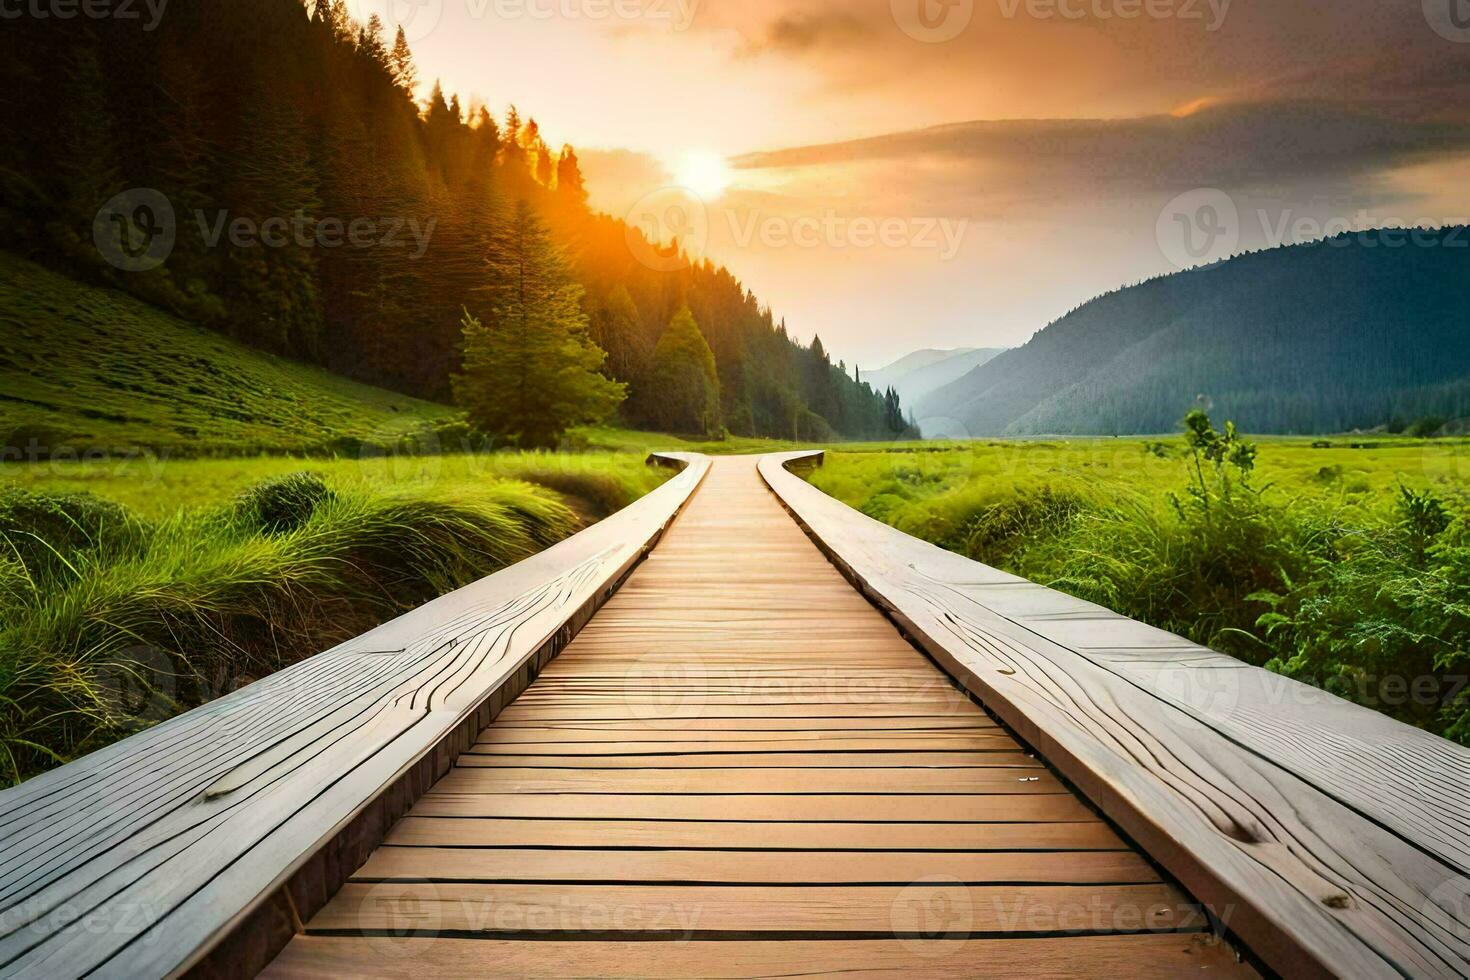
<box><xmin>379</xmin><ymin>817</ymin><xmax>1127</xmax><ymax>850</ymax></box>
<box><xmin>314</xmin><ymin>881</ymin><xmax>1206</xmax><ymax>935</ymax></box>
<box><xmin>0</xmin><ymin>455</ymin><xmax>710</xmax><ymax>978</ymax></box>
<box><xmin>349</xmin><ymin>848</ymin><xmax>1160</xmax><ymax>884</ymax></box>
<box><xmin>262</xmin><ymin>934</ymin><xmax>1252</xmax><ymax>979</ymax></box>
<box><xmin>762</xmin><ymin>450</ymin><xmax>1470</xmax><ymax>978</ymax></box>
<box><xmin>405</xmin><ymin>792</ymin><xmax>1102</xmax><ymax>823</ymax></box>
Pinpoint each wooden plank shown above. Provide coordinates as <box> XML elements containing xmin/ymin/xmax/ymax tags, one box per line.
<box><xmin>351</xmin><ymin>848</ymin><xmax>1160</xmax><ymax>884</ymax></box>
<box><xmin>472</xmin><ymin>734</ymin><xmax>1019</xmax><ymax>752</ymax></box>
<box><xmin>434</xmin><ymin>766</ymin><xmax>1065</xmax><ymax>795</ymax></box>
<box><xmin>314</xmin><ymin>882</ymin><xmax>1206</xmax><ymax>935</ymax></box>
<box><xmin>409</xmin><ymin>793</ymin><xmax>1100</xmax><ymax>823</ymax></box>
<box><xmin>263</xmin><ymin>934</ymin><xmax>1257</xmax><ymax>979</ymax></box>
<box><xmin>0</xmin><ymin>456</ymin><xmax>711</xmax><ymax>978</ymax></box>
<box><xmin>493</xmin><ymin>704</ymin><xmax>978</xmax><ymax>719</ymax></box>
<box><xmin>456</xmin><ymin>752</ymin><xmax>1041</xmax><ymax>769</ymax></box>
<box><xmin>761</xmin><ymin>451</ymin><xmax>1470</xmax><ymax>978</ymax></box>
<box><xmin>381</xmin><ymin>818</ymin><xmax>1127</xmax><ymax>850</ymax></box>
<box><xmin>486</xmin><ymin>717</ymin><xmax>1001</xmax><ymax>731</ymax></box>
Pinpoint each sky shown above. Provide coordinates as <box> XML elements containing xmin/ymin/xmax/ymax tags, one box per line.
<box><xmin>348</xmin><ymin>0</ymin><xmax>1470</xmax><ymax>370</ymax></box>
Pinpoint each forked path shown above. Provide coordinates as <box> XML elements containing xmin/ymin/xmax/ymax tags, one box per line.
<box><xmin>266</xmin><ymin>456</ymin><xmax>1252</xmax><ymax>977</ymax></box>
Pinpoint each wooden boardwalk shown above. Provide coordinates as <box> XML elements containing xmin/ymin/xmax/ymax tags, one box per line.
<box><xmin>266</xmin><ymin>457</ymin><xmax>1250</xmax><ymax>977</ymax></box>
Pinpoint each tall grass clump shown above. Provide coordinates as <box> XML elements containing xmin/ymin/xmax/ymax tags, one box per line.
<box><xmin>0</xmin><ymin>475</ymin><xmax>577</xmax><ymax>785</ymax></box>
<box><xmin>811</xmin><ymin>415</ymin><xmax>1470</xmax><ymax>743</ymax></box>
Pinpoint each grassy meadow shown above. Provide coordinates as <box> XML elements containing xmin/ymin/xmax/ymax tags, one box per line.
<box><xmin>0</xmin><ymin>254</ymin><xmax>454</xmax><ymax>459</ymax></box>
<box><xmin>809</xmin><ymin>430</ymin><xmax>1470</xmax><ymax>744</ymax></box>
<box><xmin>0</xmin><ymin>447</ymin><xmax>674</xmax><ymax>785</ymax></box>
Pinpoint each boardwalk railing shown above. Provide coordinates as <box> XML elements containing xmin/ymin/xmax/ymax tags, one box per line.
<box><xmin>761</xmin><ymin>451</ymin><xmax>1470</xmax><ymax>979</ymax></box>
<box><xmin>0</xmin><ymin>454</ymin><xmax>708</xmax><ymax>979</ymax></box>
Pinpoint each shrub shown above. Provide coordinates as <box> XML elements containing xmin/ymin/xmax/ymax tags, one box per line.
<box><xmin>232</xmin><ymin>471</ymin><xmax>336</xmax><ymax>535</ymax></box>
<box><xmin>0</xmin><ymin>488</ymin><xmax>145</xmax><ymax>590</ymax></box>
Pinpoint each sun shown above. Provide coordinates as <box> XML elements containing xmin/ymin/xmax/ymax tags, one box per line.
<box><xmin>675</xmin><ymin>150</ymin><xmax>732</xmax><ymax>201</ymax></box>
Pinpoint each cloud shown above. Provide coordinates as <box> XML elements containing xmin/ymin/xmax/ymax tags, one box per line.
<box><xmin>740</xmin><ymin>11</ymin><xmax>874</xmax><ymax>55</ymax></box>
<box><xmin>732</xmin><ymin>100</ymin><xmax>1470</xmax><ymax>211</ymax></box>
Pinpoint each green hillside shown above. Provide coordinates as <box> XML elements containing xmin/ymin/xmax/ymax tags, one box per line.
<box><xmin>919</xmin><ymin>230</ymin><xmax>1470</xmax><ymax>435</ymax></box>
<box><xmin>0</xmin><ymin>253</ymin><xmax>452</xmax><ymax>458</ymax></box>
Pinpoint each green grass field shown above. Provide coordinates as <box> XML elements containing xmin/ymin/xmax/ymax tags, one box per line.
<box><xmin>808</xmin><ymin>429</ymin><xmax>1470</xmax><ymax>744</ymax></box>
<box><xmin>0</xmin><ymin>451</ymin><xmax>672</xmax><ymax>786</ymax></box>
<box><xmin>0</xmin><ymin>253</ymin><xmax>453</xmax><ymax>458</ymax></box>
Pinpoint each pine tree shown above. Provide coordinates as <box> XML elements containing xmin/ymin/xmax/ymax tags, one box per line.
<box><xmin>650</xmin><ymin>307</ymin><xmax>721</xmax><ymax>436</ymax></box>
<box><xmin>359</xmin><ymin>14</ymin><xmax>390</xmax><ymax>71</ymax></box>
<box><xmin>592</xmin><ymin>284</ymin><xmax>651</xmax><ymax>383</ymax></box>
<box><xmin>454</xmin><ymin>200</ymin><xmax>625</xmax><ymax>447</ymax></box>
<box><xmin>883</xmin><ymin>387</ymin><xmax>906</xmax><ymax>433</ymax></box>
<box><xmin>473</xmin><ymin>108</ymin><xmax>501</xmax><ymax>153</ymax></box>
<box><xmin>555</xmin><ymin>146</ymin><xmax>587</xmax><ymax>207</ymax></box>
<box><xmin>389</xmin><ymin>26</ymin><xmax>417</xmax><ymax>92</ymax></box>
<box><xmin>425</xmin><ymin>80</ymin><xmax>450</xmax><ymax>121</ymax></box>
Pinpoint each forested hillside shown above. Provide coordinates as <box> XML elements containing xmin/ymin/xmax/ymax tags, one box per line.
<box><xmin>919</xmin><ymin>231</ymin><xmax>1470</xmax><ymax>435</ymax></box>
<box><xmin>0</xmin><ymin>0</ymin><xmax>904</xmax><ymax>443</ymax></box>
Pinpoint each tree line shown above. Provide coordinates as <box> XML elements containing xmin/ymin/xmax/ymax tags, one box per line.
<box><xmin>0</xmin><ymin>0</ymin><xmax>915</xmax><ymax>445</ymax></box>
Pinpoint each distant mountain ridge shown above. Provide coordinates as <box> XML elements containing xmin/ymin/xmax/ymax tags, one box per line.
<box><xmin>918</xmin><ymin>229</ymin><xmax>1470</xmax><ymax>435</ymax></box>
<box><xmin>865</xmin><ymin>348</ymin><xmax>1006</xmax><ymax>411</ymax></box>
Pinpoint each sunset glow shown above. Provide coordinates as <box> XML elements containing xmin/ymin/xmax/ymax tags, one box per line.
<box><xmin>674</xmin><ymin>150</ymin><xmax>733</xmax><ymax>201</ymax></box>
<box><xmin>375</xmin><ymin>0</ymin><xmax>1470</xmax><ymax>368</ymax></box>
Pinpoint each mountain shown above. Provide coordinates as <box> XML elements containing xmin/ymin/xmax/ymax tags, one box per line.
<box><xmin>917</xmin><ymin>230</ymin><xmax>1470</xmax><ymax>435</ymax></box>
<box><xmin>865</xmin><ymin>348</ymin><xmax>1005</xmax><ymax>411</ymax></box>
